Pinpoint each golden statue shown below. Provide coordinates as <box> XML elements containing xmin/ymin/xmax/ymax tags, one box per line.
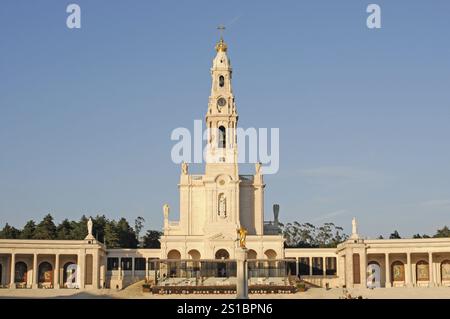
<box><xmin>237</xmin><ymin>226</ymin><xmax>247</xmax><ymax>248</ymax></box>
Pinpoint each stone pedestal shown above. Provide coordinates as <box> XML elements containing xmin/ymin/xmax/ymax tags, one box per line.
<box><xmin>235</xmin><ymin>248</ymin><xmax>248</xmax><ymax>299</ymax></box>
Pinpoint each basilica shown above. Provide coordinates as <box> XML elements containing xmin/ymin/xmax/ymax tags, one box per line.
<box><xmin>1</xmin><ymin>37</ymin><xmax>450</xmax><ymax>292</ymax></box>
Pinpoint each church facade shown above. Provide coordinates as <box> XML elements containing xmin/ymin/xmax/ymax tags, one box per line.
<box><xmin>1</xmin><ymin>37</ymin><xmax>450</xmax><ymax>292</ymax></box>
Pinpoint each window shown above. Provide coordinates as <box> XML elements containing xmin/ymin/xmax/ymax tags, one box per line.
<box><xmin>326</xmin><ymin>257</ymin><xmax>337</xmax><ymax>276</ymax></box>
<box><xmin>299</xmin><ymin>257</ymin><xmax>310</xmax><ymax>276</ymax></box>
<box><xmin>134</xmin><ymin>258</ymin><xmax>146</xmax><ymax>271</ymax></box>
<box><xmin>312</xmin><ymin>257</ymin><xmax>323</xmax><ymax>275</ymax></box>
<box><xmin>107</xmin><ymin>258</ymin><xmax>119</xmax><ymax>271</ymax></box>
<box><xmin>121</xmin><ymin>258</ymin><xmax>132</xmax><ymax>271</ymax></box>
<box><xmin>218</xmin><ymin>126</ymin><xmax>226</xmax><ymax>148</ymax></box>
<box><xmin>219</xmin><ymin>75</ymin><xmax>224</xmax><ymax>87</ymax></box>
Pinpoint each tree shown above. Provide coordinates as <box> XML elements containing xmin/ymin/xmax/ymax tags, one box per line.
<box><xmin>281</xmin><ymin>221</ymin><xmax>348</xmax><ymax>248</ymax></box>
<box><xmin>434</xmin><ymin>226</ymin><xmax>450</xmax><ymax>238</ymax></box>
<box><xmin>377</xmin><ymin>235</ymin><xmax>384</xmax><ymax>239</ymax></box>
<box><xmin>104</xmin><ymin>221</ymin><xmax>119</xmax><ymax>248</ymax></box>
<box><xmin>20</xmin><ymin>220</ymin><xmax>36</xmax><ymax>239</ymax></box>
<box><xmin>33</xmin><ymin>214</ymin><xmax>57</xmax><ymax>239</ymax></box>
<box><xmin>142</xmin><ymin>230</ymin><xmax>162</xmax><ymax>248</ymax></box>
<box><xmin>413</xmin><ymin>234</ymin><xmax>422</xmax><ymax>239</ymax></box>
<box><xmin>134</xmin><ymin>216</ymin><xmax>145</xmax><ymax>247</ymax></box>
<box><xmin>389</xmin><ymin>230</ymin><xmax>401</xmax><ymax>239</ymax></box>
<box><xmin>0</xmin><ymin>223</ymin><xmax>20</xmax><ymax>239</ymax></box>
<box><xmin>116</xmin><ymin>218</ymin><xmax>138</xmax><ymax>248</ymax></box>
<box><xmin>56</xmin><ymin>219</ymin><xmax>75</xmax><ymax>240</ymax></box>
<box><xmin>92</xmin><ymin>215</ymin><xmax>108</xmax><ymax>242</ymax></box>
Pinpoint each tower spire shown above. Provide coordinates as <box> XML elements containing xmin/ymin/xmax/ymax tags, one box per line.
<box><xmin>215</xmin><ymin>25</ymin><xmax>228</xmax><ymax>52</ymax></box>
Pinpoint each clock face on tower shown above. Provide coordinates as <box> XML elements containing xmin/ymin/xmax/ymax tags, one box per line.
<box><xmin>217</xmin><ymin>97</ymin><xmax>227</xmax><ymax>110</ymax></box>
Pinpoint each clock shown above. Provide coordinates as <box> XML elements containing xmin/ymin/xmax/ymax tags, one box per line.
<box><xmin>217</xmin><ymin>97</ymin><xmax>227</xmax><ymax>109</ymax></box>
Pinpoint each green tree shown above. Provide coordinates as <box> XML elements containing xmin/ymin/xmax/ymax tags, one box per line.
<box><xmin>142</xmin><ymin>230</ymin><xmax>162</xmax><ymax>248</ymax></box>
<box><xmin>116</xmin><ymin>218</ymin><xmax>138</xmax><ymax>248</ymax></box>
<box><xmin>434</xmin><ymin>226</ymin><xmax>450</xmax><ymax>238</ymax></box>
<box><xmin>134</xmin><ymin>216</ymin><xmax>145</xmax><ymax>247</ymax></box>
<box><xmin>92</xmin><ymin>215</ymin><xmax>108</xmax><ymax>242</ymax></box>
<box><xmin>104</xmin><ymin>221</ymin><xmax>120</xmax><ymax>248</ymax></box>
<box><xmin>56</xmin><ymin>219</ymin><xmax>75</xmax><ymax>239</ymax></box>
<box><xmin>33</xmin><ymin>214</ymin><xmax>57</xmax><ymax>239</ymax></box>
<box><xmin>389</xmin><ymin>230</ymin><xmax>401</xmax><ymax>239</ymax></box>
<box><xmin>20</xmin><ymin>220</ymin><xmax>36</xmax><ymax>239</ymax></box>
<box><xmin>0</xmin><ymin>223</ymin><xmax>21</xmax><ymax>239</ymax></box>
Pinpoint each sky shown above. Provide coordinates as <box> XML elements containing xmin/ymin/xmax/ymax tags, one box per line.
<box><xmin>0</xmin><ymin>0</ymin><xmax>449</xmax><ymax>238</ymax></box>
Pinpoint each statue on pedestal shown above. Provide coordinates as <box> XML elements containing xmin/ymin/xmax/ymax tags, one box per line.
<box><xmin>255</xmin><ymin>162</ymin><xmax>262</xmax><ymax>174</ymax></box>
<box><xmin>84</xmin><ymin>217</ymin><xmax>95</xmax><ymax>240</ymax></box>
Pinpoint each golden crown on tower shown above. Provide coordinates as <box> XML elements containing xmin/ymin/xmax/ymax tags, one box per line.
<box><xmin>215</xmin><ymin>38</ymin><xmax>228</xmax><ymax>52</ymax></box>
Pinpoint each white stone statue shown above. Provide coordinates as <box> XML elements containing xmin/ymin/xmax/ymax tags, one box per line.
<box><xmin>351</xmin><ymin>217</ymin><xmax>359</xmax><ymax>239</ymax></box>
<box><xmin>85</xmin><ymin>217</ymin><xmax>95</xmax><ymax>240</ymax></box>
<box><xmin>87</xmin><ymin>218</ymin><xmax>93</xmax><ymax>236</ymax></box>
<box><xmin>181</xmin><ymin>162</ymin><xmax>188</xmax><ymax>175</ymax></box>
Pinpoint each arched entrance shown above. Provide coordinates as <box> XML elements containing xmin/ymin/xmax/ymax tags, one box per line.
<box><xmin>264</xmin><ymin>250</ymin><xmax>277</xmax><ymax>276</ymax></box>
<box><xmin>441</xmin><ymin>260</ymin><xmax>450</xmax><ymax>282</ymax></box>
<box><xmin>391</xmin><ymin>261</ymin><xmax>405</xmax><ymax>283</ymax></box>
<box><xmin>63</xmin><ymin>262</ymin><xmax>79</xmax><ymax>288</ymax></box>
<box><xmin>215</xmin><ymin>249</ymin><xmax>230</xmax><ymax>277</ymax></box>
<box><xmin>367</xmin><ymin>261</ymin><xmax>381</xmax><ymax>288</ymax></box>
<box><xmin>167</xmin><ymin>250</ymin><xmax>181</xmax><ymax>278</ymax></box>
<box><xmin>14</xmin><ymin>262</ymin><xmax>28</xmax><ymax>284</ymax></box>
<box><xmin>248</xmin><ymin>249</ymin><xmax>257</xmax><ymax>259</ymax></box>
<box><xmin>416</xmin><ymin>260</ymin><xmax>429</xmax><ymax>282</ymax></box>
<box><xmin>38</xmin><ymin>262</ymin><xmax>53</xmax><ymax>286</ymax></box>
<box><xmin>187</xmin><ymin>250</ymin><xmax>201</xmax><ymax>276</ymax></box>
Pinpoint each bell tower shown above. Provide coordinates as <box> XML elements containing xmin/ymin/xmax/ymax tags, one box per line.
<box><xmin>205</xmin><ymin>30</ymin><xmax>239</xmax><ymax>177</ymax></box>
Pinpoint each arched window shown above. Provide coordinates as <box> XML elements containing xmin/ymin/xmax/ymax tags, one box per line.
<box><xmin>219</xmin><ymin>75</ymin><xmax>224</xmax><ymax>87</ymax></box>
<box><xmin>218</xmin><ymin>126</ymin><xmax>226</xmax><ymax>148</ymax></box>
<box><xmin>38</xmin><ymin>262</ymin><xmax>53</xmax><ymax>284</ymax></box>
<box><xmin>416</xmin><ymin>260</ymin><xmax>429</xmax><ymax>281</ymax></box>
<box><xmin>391</xmin><ymin>261</ymin><xmax>405</xmax><ymax>282</ymax></box>
<box><xmin>14</xmin><ymin>262</ymin><xmax>27</xmax><ymax>283</ymax></box>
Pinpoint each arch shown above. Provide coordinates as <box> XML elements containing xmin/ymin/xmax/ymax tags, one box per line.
<box><xmin>167</xmin><ymin>249</ymin><xmax>181</xmax><ymax>260</ymax></box>
<box><xmin>391</xmin><ymin>261</ymin><xmax>405</xmax><ymax>282</ymax></box>
<box><xmin>38</xmin><ymin>262</ymin><xmax>53</xmax><ymax>284</ymax></box>
<box><xmin>14</xmin><ymin>261</ymin><xmax>28</xmax><ymax>283</ymax></box>
<box><xmin>219</xmin><ymin>75</ymin><xmax>225</xmax><ymax>87</ymax></box>
<box><xmin>367</xmin><ymin>261</ymin><xmax>381</xmax><ymax>288</ymax></box>
<box><xmin>63</xmin><ymin>262</ymin><xmax>78</xmax><ymax>287</ymax></box>
<box><xmin>264</xmin><ymin>249</ymin><xmax>277</xmax><ymax>260</ymax></box>
<box><xmin>247</xmin><ymin>249</ymin><xmax>257</xmax><ymax>260</ymax></box>
<box><xmin>188</xmin><ymin>249</ymin><xmax>201</xmax><ymax>260</ymax></box>
<box><xmin>441</xmin><ymin>260</ymin><xmax>450</xmax><ymax>281</ymax></box>
<box><xmin>218</xmin><ymin>126</ymin><xmax>226</xmax><ymax>148</ymax></box>
<box><xmin>416</xmin><ymin>260</ymin><xmax>429</xmax><ymax>281</ymax></box>
<box><xmin>215</xmin><ymin>249</ymin><xmax>230</xmax><ymax>260</ymax></box>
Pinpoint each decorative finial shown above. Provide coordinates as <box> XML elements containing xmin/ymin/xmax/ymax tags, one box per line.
<box><xmin>215</xmin><ymin>24</ymin><xmax>228</xmax><ymax>52</ymax></box>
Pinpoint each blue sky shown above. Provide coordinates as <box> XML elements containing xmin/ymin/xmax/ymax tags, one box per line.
<box><xmin>1</xmin><ymin>0</ymin><xmax>449</xmax><ymax>238</ymax></box>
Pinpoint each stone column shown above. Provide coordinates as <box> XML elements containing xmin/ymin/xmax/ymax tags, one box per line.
<box><xmin>309</xmin><ymin>257</ymin><xmax>313</xmax><ymax>276</ymax></box>
<box><xmin>360</xmin><ymin>251</ymin><xmax>367</xmax><ymax>288</ymax></box>
<box><xmin>32</xmin><ymin>253</ymin><xmax>38</xmax><ymax>289</ymax></box>
<box><xmin>406</xmin><ymin>253</ymin><xmax>413</xmax><ymax>287</ymax></box>
<box><xmin>132</xmin><ymin>257</ymin><xmax>135</xmax><ymax>280</ymax></box>
<box><xmin>145</xmin><ymin>258</ymin><xmax>149</xmax><ymax>281</ymax></box>
<box><xmin>295</xmin><ymin>258</ymin><xmax>299</xmax><ymax>277</ymax></box>
<box><xmin>428</xmin><ymin>252</ymin><xmax>434</xmax><ymax>287</ymax></box>
<box><xmin>54</xmin><ymin>254</ymin><xmax>60</xmax><ymax>289</ymax></box>
<box><xmin>322</xmin><ymin>257</ymin><xmax>326</xmax><ymax>276</ymax></box>
<box><xmin>235</xmin><ymin>248</ymin><xmax>248</xmax><ymax>299</ymax></box>
<box><xmin>385</xmin><ymin>253</ymin><xmax>391</xmax><ymax>288</ymax></box>
<box><xmin>118</xmin><ymin>258</ymin><xmax>122</xmax><ymax>280</ymax></box>
<box><xmin>9</xmin><ymin>253</ymin><xmax>16</xmax><ymax>289</ymax></box>
<box><xmin>78</xmin><ymin>252</ymin><xmax>86</xmax><ymax>289</ymax></box>
<box><xmin>93</xmin><ymin>252</ymin><xmax>99</xmax><ymax>289</ymax></box>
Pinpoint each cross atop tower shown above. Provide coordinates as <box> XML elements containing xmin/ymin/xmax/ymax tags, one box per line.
<box><xmin>217</xmin><ymin>24</ymin><xmax>226</xmax><ymax>39</ymax></box>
